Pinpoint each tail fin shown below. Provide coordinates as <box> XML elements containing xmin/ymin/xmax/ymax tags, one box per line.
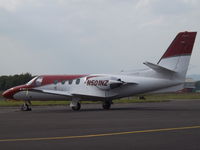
<box><xmin>158</xmin><ymin>31</ymin><xmax>197</xmax><ymax>80</ymax></box>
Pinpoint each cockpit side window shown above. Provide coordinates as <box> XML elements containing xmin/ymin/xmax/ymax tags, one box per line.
<box><xmin>35</xmin><ymin>76</ymin><xmax>43</xmax><ymax>86</ymax></box>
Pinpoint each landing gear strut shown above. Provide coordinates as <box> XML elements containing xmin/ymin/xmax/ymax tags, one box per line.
<box><xmin>102</xmin><ymin>100</ymin><xmax>112</xmax><ymax>110</ymax></box>
<box><xmin>21</xmin><ymin>100</ymin><xmax>32</xmax><ymax>111</ymax></box>
<box><xmin>139</xmin><ymin>96</ymin><xmax>146</xmax><ymax>100</ymax></box>
<box><xmin>70</xmin><ymin>100</ymin><xmax>81</xmax><ymax>111</ymax></box>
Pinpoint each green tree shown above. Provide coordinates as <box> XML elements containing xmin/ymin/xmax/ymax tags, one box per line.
<box><xmin>0</xmin><ymin>73</ymin><xmax>33</xmax><ymax>90</ymax></box>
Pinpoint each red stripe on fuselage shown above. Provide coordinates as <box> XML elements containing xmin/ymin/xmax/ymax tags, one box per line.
<box><xmin>160</xmin><ymin>32</ymin><xmax>196</xmax><ymax>60</ymax></box>
<box><xmin>86</xmin><ymin>75</ymin><xmax>99</xmax><ymax>80</ymax></box>
<box><xmin>2</xmin><ymin>75</ymin><xmax>87</xmax><ymax>100</ymax></box>
<box><xmin>38</xmin><ymin>75</ymin><xmax>87</xmax><ymax>86</ymax></box>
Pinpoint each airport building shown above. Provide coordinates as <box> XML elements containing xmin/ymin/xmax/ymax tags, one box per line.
<box><xmin>181</xmin><ymin>78</ymin><xmax>199</xmax><ymax>93</ymax></box>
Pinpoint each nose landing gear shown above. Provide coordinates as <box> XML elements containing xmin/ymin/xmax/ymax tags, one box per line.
<box><xmin>21</xmin><ymin>100</ymin><xmax>32</xmax><ymax>111</ymax></box>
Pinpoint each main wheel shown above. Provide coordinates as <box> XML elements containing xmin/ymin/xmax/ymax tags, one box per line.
<box><xmin>102</xmin><ymin>101</ymin><xmax>111</xmax><ymax>110</ymax></box>
<box><xmin>21</xmin><ymin>104</ymin><xmax>32</xmax><ymax>111</ymax></box>
<box><xmin>71</xmin><ymin>102</ymin><xmax>81</xmax><ymax>111</ymax></box>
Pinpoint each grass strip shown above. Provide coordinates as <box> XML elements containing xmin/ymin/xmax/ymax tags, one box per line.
<box><xmin>0</xmin><ymin>93</ymin><xmax>200</xmax><ymax>107</ymax></box>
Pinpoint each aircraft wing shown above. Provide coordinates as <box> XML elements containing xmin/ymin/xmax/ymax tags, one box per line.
<box><xmin>29</xmin><ymin>80</ymin><xmax>138</xmax><ymax>98</ymax></box>
<box><xmin>30</xmin><ymin>89</ymin><xmax>72</xmax><ymax>97</ymax></box>
<box><xmin>31</xmin><ymin>89</ymin><xmax>106</xmax><ymax>99</ymax></box>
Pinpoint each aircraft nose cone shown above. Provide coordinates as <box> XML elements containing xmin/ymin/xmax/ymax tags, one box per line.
<box><xmin>2</xmin><ymin>89</ymin><xmax>14</xmax><ymax>99</ymax></box>
<box><xmin>2</xmin><ymin>85</ymin><xmax>30</xmax><ymax>100</ymax></box>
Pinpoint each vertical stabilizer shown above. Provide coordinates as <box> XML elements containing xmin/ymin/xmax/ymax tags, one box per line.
<box><xmin>158</xmin><ymin>31</ymin><xmax>197</xmax><ymax>80</ymax></box>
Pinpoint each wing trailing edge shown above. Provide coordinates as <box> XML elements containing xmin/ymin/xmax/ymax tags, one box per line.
<box><xmin>30</xmin><ymin>89</ymin><xmax>72</xmax><ymax>97</ymax></box>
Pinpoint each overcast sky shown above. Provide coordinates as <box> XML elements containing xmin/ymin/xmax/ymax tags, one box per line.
<box><xmin>0</xmin><ymin>0</ymin><xmax>199</xmax><ymax>76</ymax></box>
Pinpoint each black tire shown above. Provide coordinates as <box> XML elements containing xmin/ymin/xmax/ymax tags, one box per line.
<box><xmin>21</xmin><ymin>104</ymin><xmax>26</xmax><ymax>111</ymax></box>
<box><xmin>139</xmin><ymin>96</ymin><xmax>146</xmax><ymax>100</ymax></box>
<box><xmin>21</xmin><ymin>104</ymin><xmax>32</xmax><ymax>111</ymax></box>
<box><xmin>26</xmin><ymin>107</ymin><xmax>32</xmax><ymax>111</ymax></box>
<box><xmin>71</xmin><ymin>102</ymin><xmax>81</xmax><ymax>111</ymax></box>
<box><xmin>102</xmin><ymin>101</ymin><xmax>111</xmax><ymax>110</ymax></box>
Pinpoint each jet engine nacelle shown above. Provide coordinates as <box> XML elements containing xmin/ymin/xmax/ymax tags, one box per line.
<box><xmin>85</xmin><ymin>76</ymin><xmax>124</xmax><ymax>90</ymax></box>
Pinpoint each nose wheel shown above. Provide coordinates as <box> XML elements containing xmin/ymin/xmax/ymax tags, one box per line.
<box><xmin>21</xmin><ymin>100</ymin><xmax>32</xmax><ymax>111</ymax></box>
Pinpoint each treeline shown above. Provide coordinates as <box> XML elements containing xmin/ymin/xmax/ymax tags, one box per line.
<box><xmin>0</xmin><ymin>73</ymin><xmax>33</xmax><ymax>91</ymax></box>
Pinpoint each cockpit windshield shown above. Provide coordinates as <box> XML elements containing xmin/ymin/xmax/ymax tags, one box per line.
<box><xmin>26</xmin><ymin>76</ymin><xmax>38</xmax><ymax>86</ymax></box>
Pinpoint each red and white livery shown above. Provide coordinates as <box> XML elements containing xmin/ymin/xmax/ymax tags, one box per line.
<box><xmin>2</xmin><ymin>31</ymin><xmax>197</xmax><ymax>111</ymax></box>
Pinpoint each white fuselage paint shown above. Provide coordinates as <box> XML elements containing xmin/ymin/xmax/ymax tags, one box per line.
<box><xmin>4</xmin><ymin>32</ymin><xmax>196</xmax><ymax>106</ymax></box>
<box><xmin>13</xmin><ymin>73</ymin><xmax>182</xmax><ymax>101</ymax></box>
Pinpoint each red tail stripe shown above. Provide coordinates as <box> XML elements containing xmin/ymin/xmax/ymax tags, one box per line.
<box><xmin>160</xmin><ymin>32</ymin><xmax>197</xmax><ymax>60</ymax></box>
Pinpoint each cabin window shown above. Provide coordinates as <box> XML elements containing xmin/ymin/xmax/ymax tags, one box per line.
<box><xmin>76</xmin><ymin>79</ymin><xmax>80</xmax><ymax>85</ymax></box>
<box><xmin>61</xmin><ymin>80</ymin><xmax>65</xmax><ymax>84</ymax></box>
<box><xmin>68</xmin><ymin>80</ymin><xmax>73</xmax><ymax>85</ymax></box>
<box><xmin>54</xmin><ymin>80</ymin><xmax>58</xmax><ymax>84</ymax></box>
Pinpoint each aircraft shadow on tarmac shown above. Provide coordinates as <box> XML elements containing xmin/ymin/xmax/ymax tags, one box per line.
<box><xmin>18</xmin><ymin>105</ymin><xmax>200</xmax><ymax>113</ymax></box>
<box><xmin>79</xmin><ymin>107</ymin><xmax>200</xmax><ymax>112</ymax></box>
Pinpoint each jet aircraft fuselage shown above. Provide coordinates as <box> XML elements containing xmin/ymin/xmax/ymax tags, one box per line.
<box><xmin>2</xmin><ymin>31</ymin><xmax>197</xmax><ymax>111</ymax></box>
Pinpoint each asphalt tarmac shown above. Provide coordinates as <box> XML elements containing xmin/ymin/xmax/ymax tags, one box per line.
<box><xmin>0</xmin><ymin>100</ymin><xmax>200</xmax><ymax>150</ymax></box>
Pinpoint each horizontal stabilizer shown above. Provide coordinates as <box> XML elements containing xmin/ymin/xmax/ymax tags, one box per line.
<box><xmin>143</xmin><ymin>61</ymin><xmax>176</xmax><ymax>74</ymax></box>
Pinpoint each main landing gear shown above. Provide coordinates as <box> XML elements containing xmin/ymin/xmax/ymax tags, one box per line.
<box><xmin>21</xmin><ymin>100</ymin><xmax>32</xmax><ymax>111</ymax></box>
<box><xmin>102</xmin><ymin>100</ymin><xmax>112</xmax><ymax>110</ymax></box>
<box><xmin>70</xmin><ymin>100</ymin><xmax>81</xmax><ymax>111</ymax></box>
<box><xmin>70</xmin><ymin>100</ymin><xmax>112</xmax><ymax>111</ymax></box>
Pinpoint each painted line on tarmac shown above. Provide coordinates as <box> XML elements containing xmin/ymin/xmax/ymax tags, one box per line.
<box><xmin>0</xmin><ymin>125</ymin><xmax>200</xmax><ymax>142</ymax></box>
